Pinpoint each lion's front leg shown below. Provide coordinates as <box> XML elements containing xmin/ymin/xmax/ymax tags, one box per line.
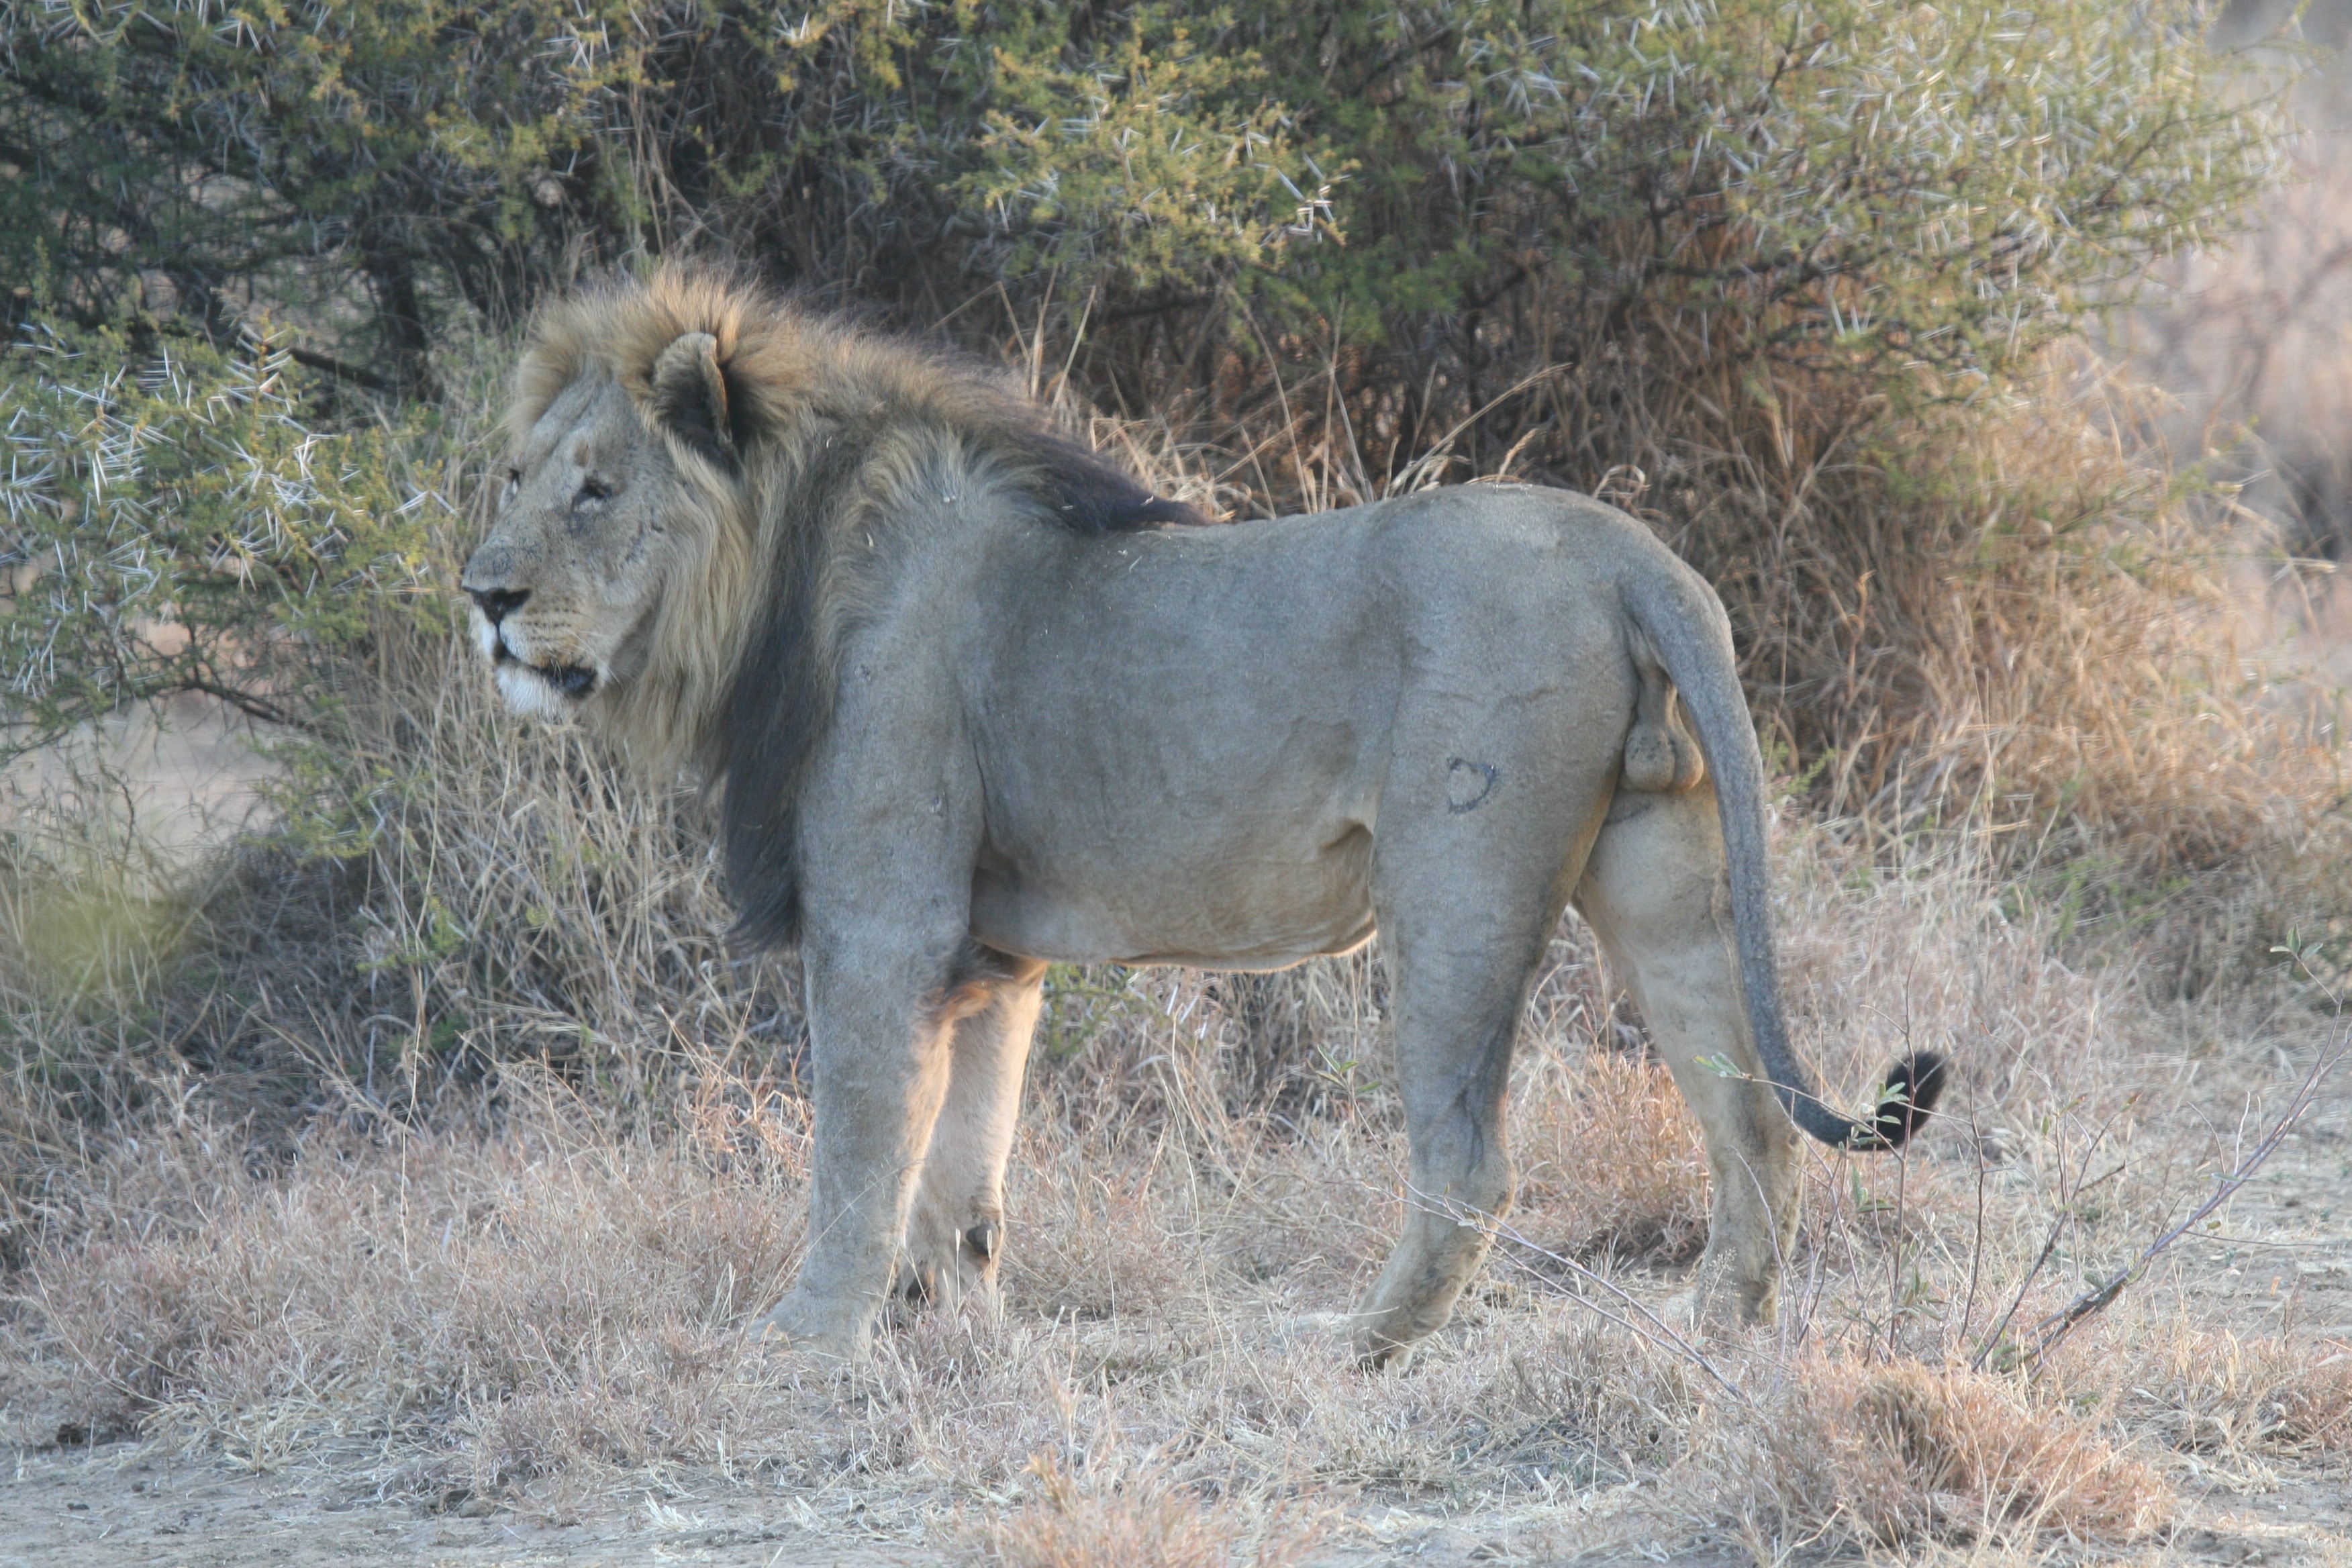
<box><xmin>899</xmin><ymin>960</ymin><xmax>1046</xmax><ymax>1309</ymax></box>
<box><xmin>752</xmin><ymin>935</ymin><xmax>959</xmax><ymax>1361</ymax></box>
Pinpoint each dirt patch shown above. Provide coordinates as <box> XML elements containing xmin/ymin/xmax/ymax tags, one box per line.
<box><xmin>1</xmin><ymin>693</ymin><xmax>282</xmax><ymax>877</ymax></box>
<box><xmin>8</xmin><ymin>1437</ymin><xmax>2350</xmax><ymax>1567</ymax></box>
<box><xmin>0</xmin><ymin>1444</ymin><xmax>926</xmax><ymax>1567</ymax></box>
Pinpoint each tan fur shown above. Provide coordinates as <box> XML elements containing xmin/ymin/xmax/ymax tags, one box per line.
<box><xmin>464</xmin><ymin>271</ymin><xmax>1943</xmax><ymax>1367</ymax></box>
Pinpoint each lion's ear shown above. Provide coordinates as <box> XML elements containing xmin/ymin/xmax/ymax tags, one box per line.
<box><xmin>650</xmin><ymin>331</ymin><xmax>738</xmax><ymax>471</ymax></box>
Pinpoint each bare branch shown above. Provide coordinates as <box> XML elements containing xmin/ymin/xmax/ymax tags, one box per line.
<box><xmin>2024</xmin><ymin>1048</ymin><xmax>2345</xmax><ymax>1371</ymax></box>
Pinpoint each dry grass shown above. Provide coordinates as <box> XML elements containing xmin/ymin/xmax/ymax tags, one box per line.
<box><xmin>5</xmin><ymin>1109</ymin><xmax>801</xmax><ymax>1479</ymax></box>
<box><xmin>1698</xmin><ymin>1360</ymin><xmax>2176</xmax><ymax>1549</ymax></box>
<box><xmin>1509</xmin><ymin>1052</ymin><xmax>1711</xmax><ymax>1266</ymax></box>
<box><xmin>2070</xmin><ymin>1327</ymin><xmax>2352</xmax><ymax>1459</ymax></box>
<box><xmin>0</xmin><ymin>730</ymin><xmax>2341</xmax><ymax>1558</ymax></box>
<box><xmin>976</xmin><ymin>1454</ymin><xmax>1322</xmax><ymax>1568</ymax></box>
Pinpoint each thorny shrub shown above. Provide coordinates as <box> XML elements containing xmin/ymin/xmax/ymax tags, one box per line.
<box><xmin>0</xmin><ymin>322</ymin><xmax>434</xmax><ymax>747</ymax></box>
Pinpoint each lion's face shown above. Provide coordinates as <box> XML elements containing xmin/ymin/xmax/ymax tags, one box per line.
<box><xmin>460</xmin><ymin>372</ymin><xmax>693</xmax><ymax>720</ymax></box>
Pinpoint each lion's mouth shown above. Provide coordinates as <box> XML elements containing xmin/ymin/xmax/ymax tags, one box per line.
<box><xmin>490</xmin><ymin>634</ymin><xmax>597</xmax><ymax>700</ymax></box>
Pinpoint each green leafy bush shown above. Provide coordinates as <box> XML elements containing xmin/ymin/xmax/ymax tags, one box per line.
<box><xmin>1</xmin><ymin>0</ymin><xmax>662</xmax><ymax>389</ymax></box>
<box><xmin>0</xmin><ymin>323</ymin><xmax>434</xmax><ymax>750</ymax></box>
<box><xmin>2</xmin><ymin>1</ymin><xmax>2282</xmax><ymax>401</ymax></box>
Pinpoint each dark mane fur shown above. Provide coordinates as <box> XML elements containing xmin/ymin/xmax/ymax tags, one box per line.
<box><xmin>1021</xmin><ymin>429</ymin><xmax>1204</xmax><ymax>532</ymax></box>
<box><xmin>718</xmin><ymin>426</ymin><xmax>1196</xmax><ymax>949</ymax></box>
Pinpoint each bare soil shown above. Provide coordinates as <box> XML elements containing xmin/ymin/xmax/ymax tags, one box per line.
<box><xmin>5</xmin><ymin>1438</ymin><xmax>2345</xmax><ymax>1568</ymax></box>
<box><xmin>0</xmin><ymin>1445</ymin><xmax>924</xmax><ymax>1566</ymax></box>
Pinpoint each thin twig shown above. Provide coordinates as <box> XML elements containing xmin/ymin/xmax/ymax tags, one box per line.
<box><xmin>1965</xmin><ymin>1161</ymin><xmax>2125</xmax><ymax>1373</ymax></box>
<box><xmin>1957</xmin><ymin>1110</ymin><xmax>1990</xmax><ymax>1359</ymax></box>
<box><xmin>179</xmin><ymin>677</ymin><xmax>307</xmax><ymax>731</ymax></box>
<box><xmin>2022</xmin><ymin>1047</ymin><xmax>2345</xmax><ymax>1371</ymax></box>
<box><xmin>1965</xmin><ymin>1098</ymin><xmax>2132</xmax><ymax>1371</ymax></box>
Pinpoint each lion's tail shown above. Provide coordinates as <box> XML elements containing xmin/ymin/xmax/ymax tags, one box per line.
<box><xmin>1620</xmin><ymin>565</ymin><xmax>1947</xmax><ymax>1152</ymax></box>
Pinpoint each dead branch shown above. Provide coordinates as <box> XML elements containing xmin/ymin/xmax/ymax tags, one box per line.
<box><xmin>2024</xmin><ymin>1046</ymin><xmax>2345</xmax><ymax>1372</ymax></box>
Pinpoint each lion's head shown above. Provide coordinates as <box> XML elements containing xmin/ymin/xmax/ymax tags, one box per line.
<box><xmin>463</xmin><ymin>358</ymin><xmax>682</xmax><ymax>718</ymax></box>
<box><xmin>460</xmin><ymin>272</ymin><xmax>768</xmax><ymax>752</ymax></box>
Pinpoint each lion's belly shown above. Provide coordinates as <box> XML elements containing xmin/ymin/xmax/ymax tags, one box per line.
<box><xmin>967</xmin><ymin>821</ymin><xmax>1378</xmax><ymax>970</ymax></box>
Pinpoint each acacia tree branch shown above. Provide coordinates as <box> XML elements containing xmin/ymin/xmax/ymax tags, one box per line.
<box><xmin>285</xmin><ymin>346</ymin><xmax>399</xmax><ymax>395</ymax></box>
<box><xmin>177</xmin><ymin>678</ymin><xmax>308</xmax><ymax>732</ymax></box>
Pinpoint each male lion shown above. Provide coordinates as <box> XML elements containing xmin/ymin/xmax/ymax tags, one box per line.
<box><xmin>461</xmin><ymin>268</ymin><xmax>1946</xmax><ymax>1366</ymax></box>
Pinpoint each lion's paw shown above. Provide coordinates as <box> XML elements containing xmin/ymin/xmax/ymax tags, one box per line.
<box><xmin>1658</xmin><ymin>1275</ymin><xmax>1777</xmax><ymax>1341</ymax></box>
<box><xmin>747</xmin><ymin>1295</ymin><xmax>863</xmax><ymax>1364</ymax></box>
<box><xmin>1351</xmin><ymin>1321</ymin><xmax>1424</xmax><ymax>1373</ymax></box>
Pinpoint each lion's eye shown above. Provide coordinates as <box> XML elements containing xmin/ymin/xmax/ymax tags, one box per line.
<box><xmin>577</xmin><ymin>477</ymin><xmax>613</xmax><ymax>504</ymax></box>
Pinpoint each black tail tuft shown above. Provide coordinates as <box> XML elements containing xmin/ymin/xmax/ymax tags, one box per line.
<box><xmin>1861</xmin><ymin>1050</ymin><xmax>1948</xmax><ymax>1150</ymax></box>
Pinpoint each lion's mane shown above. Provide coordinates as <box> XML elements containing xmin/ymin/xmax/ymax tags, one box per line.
<box><xmin>513</xmin><ymin>268</ymin><xmax>1196</xmax><ymax>946</ymax></box>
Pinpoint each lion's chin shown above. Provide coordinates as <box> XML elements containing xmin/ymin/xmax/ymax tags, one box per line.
<box><xmin>494</xmin><ymin>660</ymin><xmax>597</xmax><ymax>720</ymax></box>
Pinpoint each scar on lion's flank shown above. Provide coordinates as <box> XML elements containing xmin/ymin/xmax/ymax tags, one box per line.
<box><xmin>1446</xmin><ymin>758</ymin><xmax>1499</xmax><ymax>814</ymax></box>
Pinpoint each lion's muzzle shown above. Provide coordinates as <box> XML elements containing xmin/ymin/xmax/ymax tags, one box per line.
<box><xmin>464</xmin><ymin>575</ymin><xmax>601</xmax><ymax>712</ymax></box>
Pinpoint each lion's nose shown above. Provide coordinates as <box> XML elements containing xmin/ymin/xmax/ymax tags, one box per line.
<box><xmin>469</xmin><ymin>586</ymin><xmax>530</xmax><ymax>626</ymax></box>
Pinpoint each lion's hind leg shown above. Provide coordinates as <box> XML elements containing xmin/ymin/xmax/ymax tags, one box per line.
<box><xmin>1349</xmin><ymin>958</ymin><xmax>1534</xmax><ymax>1369</ymax></box>
<box><xmin>1352</xmin><ymin>730</ymin><xmax>1620</xmax><ymax>1369</ymax></box>
<box><xmin>1573</xmin><ymin>781</ymin><xmax>1799</xmax><ymax>1328</ymax></box>
<box><xmin>899</xmin><ymin>956</ymin><xmax>1046</xmax><ymax>1311</ymax></box>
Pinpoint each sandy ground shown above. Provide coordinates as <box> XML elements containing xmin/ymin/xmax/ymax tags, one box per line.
<box><xmin>0</xmin><ymin>1442</ymin><xmax>1767</xmax><ymax>1568</ymax></box>
<box><xmin>0</xmin><ymin>1447</ymin><xmax>926</xmax><ymax>1567</ymax></box>
<box><xmin>0</xmin><ymin>691</ymin><xmax>281</xmax><ymax>875</ymax></box>
<box><xmin>0</xmin><ymin>1439</ymin><xmax>1761</xmax><ymax>1567</ymax></box>
<box><xmin>2</xmin><ymin>1440</ymin><xmax>2345</xmax><ymax>1568</ymax></box>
